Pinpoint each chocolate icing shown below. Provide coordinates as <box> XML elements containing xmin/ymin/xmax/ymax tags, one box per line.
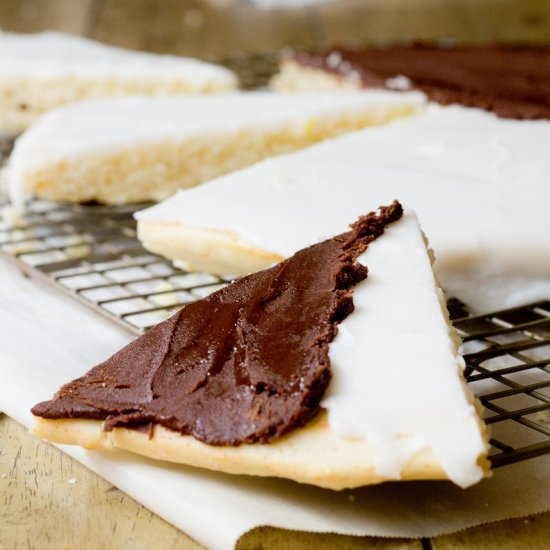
<box><xmin>32</xmin><ymin>202</ymin><xmax>403</xmax><ymax>446</ymax></box>
<box><xmin>290</xmin><ymin>45</ymin><xmax>550</xmax><ymax>119</ymax></box>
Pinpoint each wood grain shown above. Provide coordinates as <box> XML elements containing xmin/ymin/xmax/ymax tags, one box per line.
<box><xmin>2</xmin><ymin>0</ymin><xmax>549</xmax><ymax>60</ymax></box>
<box><xmin>432</xmin><ymin>513</ymin><xmax>550</xmax><ymax>550</ymax></box>
<box><xmin>0</xmin><ymin>414</ymin><xmax>202</xmax><ymax>550</ymax></box>
<box><xmin>93</xmin><ymin>0</ymin><xmax>319</xmax><ymax>59</ymax></box>
<box><xmin>0</xmin><ymin>0</ymin><xmax>94</xmax><ymax>35</ymax></box>
<box><xmin>318</xmin><ymin>0</ymin><xmax>550</xmax><ymax>48</ymax></box>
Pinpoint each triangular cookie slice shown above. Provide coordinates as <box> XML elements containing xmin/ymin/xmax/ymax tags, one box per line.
<box><xmin>32</xmin><ymin>202</ymin><xmax>488</xmax><ymax>489</ymax></box>
<box><xmin>9</xmin><ymin>90</ymin><xmax>424</xmax><ymax>207</ymax></box>
<box><xmin>136</xmin><ymin>105</ymin><xmax>550</xmax><ymax>311</ymax></box>
<box><xmin>0</xmin><ymin>30</ymin><xmax>236</xmax><ymax>135</ymax></box>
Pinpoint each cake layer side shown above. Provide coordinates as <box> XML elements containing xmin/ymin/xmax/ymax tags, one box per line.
<box><xmin>137</xmin><ymin>220</ymin><xmax>282</xmax><ymax>275</ymax></box>
<box><xmin>0</xmin><ymin>74</ymin><xmax>235</xmax><ymax>136</ymax></box>
<box><xmin>10</xmin><ymin>92</ymin><xmax>424</xmax><ymax>205</ymax></box>
<box><xmin>271</xmin><ymin>61</ymin><xmax>362</xmax><ymax>93</ymax></box>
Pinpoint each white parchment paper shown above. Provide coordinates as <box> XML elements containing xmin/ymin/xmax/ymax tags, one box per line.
<box><xmin>0</xmin><ymin>257</ymin><xmax>548</xmax><ymax>550</ymax></box>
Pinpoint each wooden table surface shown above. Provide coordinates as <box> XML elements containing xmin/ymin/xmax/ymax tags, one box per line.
<box><xmin>1</xmin><ymin>0</ymin><xmax>550</xmax><ymax>548</ymax></box>
<box><xmin>2</xmin><ymin>413</ymin><xmax>550</xmax><ymax>549</ymax></box>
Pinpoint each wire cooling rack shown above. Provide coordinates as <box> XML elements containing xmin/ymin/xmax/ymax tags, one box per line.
<box><xmin>448</xmin><ymin>299</ymin><xmax>550</xmax><ymax>468</ymax></box>
<box><xmin>0</xmin><ymin>201</ymin><xmax>230</xmax><ymax>334</ymax></box>
<box><xmin>1</xmin><ymin>137</ymin><xmax>549</xmax><ymax>470</ymax></box>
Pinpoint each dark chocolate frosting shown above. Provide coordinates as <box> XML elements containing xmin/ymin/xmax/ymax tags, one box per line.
<box><xmin>32</xmin><ymin>201</ymin><xmax>402</xmax><ymax>445</ymax></box>
<box><xmin>290</xmin><ymin>45</ymin><xmax>550</xmax><ymax>119</ymax></box>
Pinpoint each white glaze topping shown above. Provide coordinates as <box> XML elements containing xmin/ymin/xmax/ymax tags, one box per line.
<box><xmin>9</xmin><ymin>90</ymin><xmax>425</xmax><ymax>207</ymax></box>
<box><xmin>0</xmin><ymin>31</ymin><xmax>236</xmax><ymax>87</ymax></box>
<box><xmin>385</xmin><ymin>75</ymin><xmax>412</xmax><ymax>91</ymax></box>
<box><xmin>137</xmin><ymin>105</ymin><xmax>550</xmax><ymax>311</ymax></box>
<box><xmin>322</xmin><ymin>211</ymin><xmax>486</xmax><ymax>488</ymax></box>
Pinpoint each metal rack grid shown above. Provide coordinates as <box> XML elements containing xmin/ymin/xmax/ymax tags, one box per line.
<box><xmin>1</xmin><ymin>149</ymin><xmax>549</xmax><ymax>470</ymax></box>
<box><xmin>448</xmin><ymin>299</ymin><xmax>550</xmax><ymax>468</ymax></box>
<box><xmin>0</xmin><ymin>200</ymin><xmax>230</xmax><ymax>335</ymax></box>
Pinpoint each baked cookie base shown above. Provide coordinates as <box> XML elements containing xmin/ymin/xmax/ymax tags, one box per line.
<box><xmin>137</xmin><ymin>220</ymin><xmax>280</xmax><ymax>275</ymax></box>
<box><xmin>0</xmin><ymin>75</ymin><xmax>236</xmax><ymax>136</ymax></box>
<box><xmin>271</xmin><ymin>61</ymin><xmax>363</xmax><ymax>93</ymax></box>
<box><xmin>17</xmin><ymin>105</ymin><xmax>418</xmax><ymax>205</ymax></box>
<box><xmin>32</xmin><ymin>411</ymin><xmax>482</xmax><ymax>490</ymax></box>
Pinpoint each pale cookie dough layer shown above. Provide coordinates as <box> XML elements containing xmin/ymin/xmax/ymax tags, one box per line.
<box><xmin>33</xmin><ymin>412</ymin><xmax>458</xmax><ymax>490</ymax></box>
<box><xmin>137</xmin><ymin>220</ymin><xmax>281</xmax><ymax>275</ymax></box>
<box><xmin>9</xmin><ymin>91</ymin><xmax>424</xmax><ymax>206</ymax></box>
<box><xmin>0</xmin><ymin>76</ymin><xmax>234</xmax><ymax>137</ymax></box>
<box><xmin>271</xmin><ymin>60</ymin><xmax>362</xmax><ymax>92</ymax></box>
<box><xmin>0</xmin><ymin>31</ymin><xmax>237</xmax><ymax>135</ymax></box>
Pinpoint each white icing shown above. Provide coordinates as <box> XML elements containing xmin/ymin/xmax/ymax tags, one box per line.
<box><xmin>9</xmin><ymin>90</ymin><xmax>425</xmax><ymax>209</ymax></box>
<box><xmin>0</xmin><ymin>31</ymin><xmax>236</xmax><ymax>87</ymax></box>
<box><xmin>137</xmin><ymin>105</ymin><xmax>550</xmax><ymax>312</ymax></box>
<box><xmin>322</xmin><ymin>211</ymin><xmax>486</xmax><ymax>488</ymax></box>
<box><xmin>385</xmin><ymin>75</ymin><xmax>412</xmax><ymax>91</ymax></box>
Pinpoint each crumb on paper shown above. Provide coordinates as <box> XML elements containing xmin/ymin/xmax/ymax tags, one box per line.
<box><xmin>68</xmin><ymin>478</ymin><xmax>76</xmax><ymax>485</ymax></box>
